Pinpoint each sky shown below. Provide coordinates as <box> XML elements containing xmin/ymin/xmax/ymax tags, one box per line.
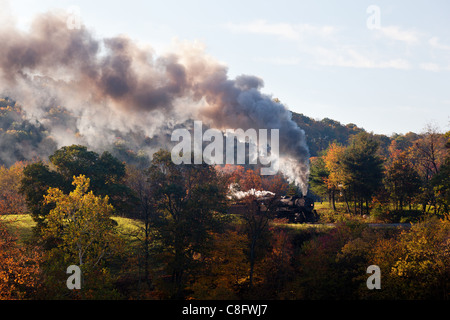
<box><xmin>5</xmin><ymin>0</ymin><xmax>450</xmax><ymax>136</ymax></box>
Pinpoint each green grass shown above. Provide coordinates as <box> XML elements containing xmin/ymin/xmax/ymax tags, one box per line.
<box><xmin>314</xmin><ymin>201</ymin><xmax>381</xmax><ymax>223</ymax></box>
<box><xmin>271</xmin><ymin>220</ymin><xmax>334</xmax><ymax>234</ymax></box>
<box><xmin>112</xmin><ymin>216</ymin><xmax>144</xmax><ymax>247</ymax></box>
<box><xmin>1</xmin><ymin>214</ymin><xmax>145</xmax><ymax>245</ymax></box>
<box><xmin>1</xmin><ymin>214</ymin><xmax>36</xmax><ymax>243</ymax></box>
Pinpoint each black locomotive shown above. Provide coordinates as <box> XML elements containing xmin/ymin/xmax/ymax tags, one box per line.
<box><xmin>274</xmin><ymin>195</ymin><xmax>318</xmax><ymax>223</ymax></box>
<box><xmin>229</xmin><ymin>193</ymin><xmax>318</xmax><ymax>223</ymax></box>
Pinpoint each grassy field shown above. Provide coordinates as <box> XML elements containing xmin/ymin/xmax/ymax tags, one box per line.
<box><xmin>1</xmin><ymin>214</ymin><xmax>36</xmax><ymax>243</ymax></box>
<box><xmin>3</xmin><ymin>213</ymin><xmax>333</xmax><ymax>245</ymax></box>
<box><xmin>1</xmin><ymin>214</ymin><xmax>144</xmax><ymax>244</ymax></box>
<box><xmin>1</xmin><ymin>207</ymin><xmax>398</xmax><ymax>246</ymax></box>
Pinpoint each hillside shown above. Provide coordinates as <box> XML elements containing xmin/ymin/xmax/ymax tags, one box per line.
<box><xmin>0</xmin><ymin>97</ymin><xmax>412</xmax><ymax>166</ymax></box>
<box><xmin>291</xmin><ymin>112</ymin><xmax>365</xmax><ymax>157</ymax></box>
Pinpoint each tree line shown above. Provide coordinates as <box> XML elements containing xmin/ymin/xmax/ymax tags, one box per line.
<box><xmin>309</xmin><ymin>125</ymin><xmax>450</xmax><ymax>221</ymax></box>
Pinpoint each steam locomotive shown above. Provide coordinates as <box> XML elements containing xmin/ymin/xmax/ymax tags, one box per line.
<box><xmin>229</xmin><ymin>194</ymin><xmax>318</xmax><ymax>223</ymax></box>
<box><xmin>275</xmin><ymin>195</ymin><xmax>318</xmax><ymax>223</ymax></box>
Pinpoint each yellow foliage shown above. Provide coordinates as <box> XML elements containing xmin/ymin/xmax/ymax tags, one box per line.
<box><xmin>43</xmin><ymin>175</ymin><xmax>123</xmax><ymax>269</ymax></box>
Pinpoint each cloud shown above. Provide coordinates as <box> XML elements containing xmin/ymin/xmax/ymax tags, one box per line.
<box><xmin>429</xmin><ymin>36</ymin><xmax>450</xmax><ymax>51</ymax></box>
<box><xmin>419</xmin><ymin>62</ymin><xmax>440</xmax><ymax>72</ymax></box>
<box><xmin>224</xmin><ymin>19</ymin><xmax>336</xmax><ymax>41</ymax></box>
<box><xmin>225</xmin><ymin>20</ymin><xmax>414</xmax><ymax>70</ymax></box>
<box><xmin>376</xmin><ymin>26</ymin><xmax>421</xmax><ymax>45</ymax></box>
<box><xmin>308</xmin><ymin>45</ymin><xmax>411</xmax><ymax>70</ymax></box>
<box><xmin>255</xmin><ymin>57</ymin><xmax>301</xmax><ymax>66</ymax></box>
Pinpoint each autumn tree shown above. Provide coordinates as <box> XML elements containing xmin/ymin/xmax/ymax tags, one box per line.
<box><xmin>124</xmin><ymin>164</ymin><xmax>156</xmax><ymax>290</ymax></box>
<box><xmin>370</xmin><ymin>217</ymin><xmax>450</xmax><ymax>299</ymax></box>
<box><xmin>147</xmin><ymin>149</ymin><xmax>228</xmax><ymax>299</ymax></box>
<box><xmin>259</xmin><ymin>228</ymin><xmax>295</xmax><ymax>299</ymax></box>
<box><xmin>0</xmin><ymin>222</ymin><xmax>42</xmax><ymax>299</ymax></box>
<box><xmin>0</xmin><ymin>161</ymin><xmax>28</xmax><ymax>216</ymax></box>
<box><xmin>42</xmin><ymin>175</ymin><xmax>124</xmax><ymax>298</ymax></box>
<box><xmin>189</xmin><ymin>229</ymin><xmax>248</xmax><ymax>299</ymax></box>
<box><xmin>430</xmin><ymin>131</ymin><xmax>450</xmax><ymax>218</ymax></box>
<box><xmin>20</xmin><ymin>145</ymin><xmax>132</xmax><ymax>232</ymax></box>
<box><xmin>261</xmin><ymin>173</ymin><xmax>289</xmax><ymax>196</ymax></box>
<box><xmin>409</xmin><ymin>124</ymin><xmax>447</xmax><ymax>213</ymax></box>
<box><xmin>240</xmin><ymin>168</ymin><xmax>263</xmax><ymax>191</ymax></box>
<box><xmin>385</xmin><ymin>148</ymin><xmax>421</xmax><ymax>211</ymax></box>
<box><xmin>322</xmin><ymin>142</ymin><xmax>347</xmax><ymax>211</ymax></box>
<box><xmin>239</xmin><ymin>192</ymin><xmax>279</xmax><ymax>291</ymax></box>
<box><xmin>49</xmin><ymin>145</ymin><xmax>131</xmax><ymax>213</ymax></box>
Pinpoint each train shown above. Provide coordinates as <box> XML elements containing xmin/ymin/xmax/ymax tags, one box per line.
<box><xmin>228</xmin><ymin>193</ymin><xmax>318</xmax><ymax>223</ymax></box>
<box><xmin>275</xmin><ymin>195</ymin><xmax>318</xmax><ymax>223</ymax></box>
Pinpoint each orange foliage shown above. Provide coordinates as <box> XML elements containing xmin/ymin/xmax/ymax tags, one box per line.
<box><xmin>322</xmin><ymin>143</ymin><xmax>346</xmax><ymax>191</ymax></box>
<box><xmin>216</xmin><ymin>164</ymin><xmax>289</xmax><ymax>195</ymax></box>
<box><xmin>0</xmin><ymin>162</ymin><xmax>28</xmax><ymax>216</ymax></box>
<box><xmin>0</xmin><ymin>223</ymin><xmax>42</xmax><ymax>299</ymax></box>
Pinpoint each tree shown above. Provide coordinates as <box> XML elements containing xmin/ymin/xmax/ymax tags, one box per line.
<box><xmin>19</xmin><ymin>161</ymin><xmax>64</xmax><ymax>231</ymax></box>
<box><xmin>371</xmin><ymin>217</ymin><xmax>450</xmax><ymax>299</ymax></box>
<box><xmin>239</xmin><ymin>192</ymin><xmax>279</xmax><ymax>291</ymax></box>
<box><xmin>430</xmin><ymin>131</ymin><xmax>450</xmax><ymax>218</ymax></box>
<box><xmin>385</xmin><ymin>149</ymin><xmax>421</xmax><ymax>211</ymax></box>
<box><xmin>240</xmin><ymin>168</ymin><xmax>262</xmax><ymax>191</ymax></box>
<box><xmin>42</xmin><ymin>175</ymin><xmax>123</xmax><ymax>297</ymax></box>
<box><xmin>260</xmin><ymin>228</ymin><xmax>294</xmax><ymax>299</ymax></box>
<box><xmin>341</xmin><ymin>132</ymin><xmax>384</xmax><ymax>214</ymax></box>
<box><xmin>125</xmin><ymin>164</ymin><xmax>156</xmax><ymax>290</ymax></box>
<box><xmin>189</xmin><ymin>229</ymin><xmax>248</xmax><ymax>299</ymax></box>
<box><xmin>432</xmin><ymin>156</ymin><xmax>450</xmax><ymax>218</ymax></box>
<box><xmin>409</xmin><ymin>124</ymin><xmax>447</xmax><ymax>213</ymax></box>
<box><xmin>309</xmin><ymin>156</ymin><xmax>329</xmax><ymax>202</ymax></box>
<box><xmin>0</xmin><ymin>222</ymin><xmax>42</xmax><ymax>299</ymax></box>
<box><xmin>411</xmin><ymin>124</ymin><xmax>446</xmax><ymax>178</ymax></box>
<box><xmin>147</xmin><ymin>149</ymin><xmax>228</xmax><ymax>299</ymax></box>
<box><xmin>322</xmin><ymin>142</ymin><xmax>347</xmax><ymax>211</ymax></box>
<box><xmin>20</xmin><ymin>145</ymin><xmax>132</xmax><ymax>232</ymax></box>
<box><xmin>261</xmin><ymin>173</ymin><xmax>289</xmax><ymax>196</ymax></box>
<box><xmin>0</xmin><ymin>161</ymin><xmax>28</xmax><ymax>216</ymax></box>
<box><xmin>49</xmin><ymin>145</ymin><xmax>130</xmax><ymax>212</ymax></box>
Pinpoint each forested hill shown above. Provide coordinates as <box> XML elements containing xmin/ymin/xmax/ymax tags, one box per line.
<box><xmin>291</xmin><ymin>113</ymin><xmax>364</xmax><ymax>157</ymax></box>
<box><xmin>0</xmin><ymin>97</ymin><xmax>418</xmax><ymax>166</ymax></box>
<box><xmin>291</xmin><ymin>112</ymin><xmax>396</xmax><ymax>157</ymax></box>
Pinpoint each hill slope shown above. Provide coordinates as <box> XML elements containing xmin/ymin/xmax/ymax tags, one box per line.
<box><xmin>0</xmin><ymin>97</ymin><xmax>396</xmax><ymax>166</ymax></box>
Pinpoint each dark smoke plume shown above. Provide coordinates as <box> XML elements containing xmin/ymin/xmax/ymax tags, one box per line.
<box><xmin>0</xmin><ymin>6</ymin><xmax>310</xmax><ymax>193</ymax></box>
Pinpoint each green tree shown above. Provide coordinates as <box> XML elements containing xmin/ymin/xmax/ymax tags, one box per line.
<box><xmin>19</xmin><ymin>161</ymin><xmax>64</xmax><ymax>231</ymax></box>
<box><xmin>341</xmin><ymin>132</ymin><xmax>384</xmax><ymax>214</ymax></box>
<box><xmin>309</xmin><ymin>156</ymin><xmax>329</xmax><ymax>202</ymax></box>
<box><xmin>49</xmin><ymin>145</ymin><xmax>130</xmax><ymax>211</ymax></box>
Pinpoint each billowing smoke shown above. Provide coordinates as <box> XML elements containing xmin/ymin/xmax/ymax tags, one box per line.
<box><xmin>0</xmin><ymin>7</ymin><xmax>310</xmax><ymax>193</ymax></box>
